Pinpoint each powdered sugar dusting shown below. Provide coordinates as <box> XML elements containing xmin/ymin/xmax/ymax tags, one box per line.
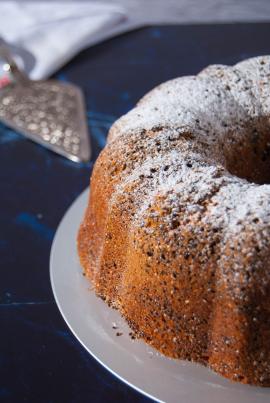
<box><xmin>105</xmin><ymin>55</ymin><xmax>270</xmax><ymax>296</ymax></box>
<box><xmin>79</xmin><ymin>56</ymin><xmax>270</xmax><ymax>385</ymax></box>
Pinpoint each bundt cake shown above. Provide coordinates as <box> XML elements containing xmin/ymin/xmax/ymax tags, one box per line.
<box><xmin>78</xmin><ymin>55</ymin><xmax>270</xmax><ymax>386</ymax></box>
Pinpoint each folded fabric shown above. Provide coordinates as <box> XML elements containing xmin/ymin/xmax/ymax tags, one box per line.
<box><xmin>1</xmin><ymin>0</ymin><xmax>269</xmax><ymax>80</ymax></box>
<box><xmin>0</xmin><ymin>1</ymin><xmax>127</xmax><ymax>79</ymax></box>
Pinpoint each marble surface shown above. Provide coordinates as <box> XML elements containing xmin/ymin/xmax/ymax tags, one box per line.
<box><xmin>1</xmin><ymin>23</ymin><xmax>270</xmax><ymax>402</ymax></box>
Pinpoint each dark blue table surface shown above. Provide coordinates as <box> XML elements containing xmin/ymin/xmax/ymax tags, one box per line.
<box><xmin>1</xmin><ymin>23</ymin><xmax>270</xmax><ymax>403</ymax></box>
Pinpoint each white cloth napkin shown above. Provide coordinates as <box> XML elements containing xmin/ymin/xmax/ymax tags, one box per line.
<box><xmin>0</xmin><ymin>1</ymin><xmax>127</xmax><ymax>79</ymax></box>
<box><xmin>1</xmin><ymin>1</ymin><xmax>270</xmax><ymax>80</ymax></box>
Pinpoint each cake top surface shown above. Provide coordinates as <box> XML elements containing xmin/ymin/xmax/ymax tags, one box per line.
<box><xmin>104</xmin><ymin>55</ymin><xmax>270</xmax><ymax>296</ymax></box>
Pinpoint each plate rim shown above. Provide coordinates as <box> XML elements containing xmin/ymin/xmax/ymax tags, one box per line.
<box><xmin>50</xmin><ymin>188</ymin><xmax>270</xmax><ymax>403</ymax></box>
<box><xmin>49</xmin><ymin>188</ymin><xmax>161</xmax><ymax>402</ymax></box>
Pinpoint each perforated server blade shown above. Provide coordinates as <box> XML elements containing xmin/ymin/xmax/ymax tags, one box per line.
<box><xmin>0</xmin><ymin>40</ymin><xmax>91</xmax><ymax>163</ymax></box>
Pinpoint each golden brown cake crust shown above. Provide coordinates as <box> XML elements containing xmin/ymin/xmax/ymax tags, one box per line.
<box><xmin>77</xmin><ymin>56</ymin><xmax>270</xmax><ymax>386</ymax></box>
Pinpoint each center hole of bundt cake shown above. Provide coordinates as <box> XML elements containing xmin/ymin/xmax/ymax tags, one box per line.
<box><xmin>222</xmin><ymin>119</ymin><xmax>270</xmax><ymax>185</ymax></box>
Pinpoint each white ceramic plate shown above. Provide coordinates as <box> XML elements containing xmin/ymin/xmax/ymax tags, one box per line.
<box><xmin>50</xmin><ymin>189</ymin><xmax>270</xmax><ymax>403</ymax></box>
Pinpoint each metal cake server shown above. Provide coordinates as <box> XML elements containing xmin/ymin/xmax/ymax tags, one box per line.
<box><xmin>0</xmin><ymin>39</ymin><xmax>91</xmax><ymax>162</ymax></box>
